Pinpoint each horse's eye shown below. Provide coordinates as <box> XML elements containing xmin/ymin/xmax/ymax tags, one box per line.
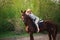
<box><xmin>22</xmin><ymin>15</ymin><xmax>24</xmax><ymax>16</ymax></box>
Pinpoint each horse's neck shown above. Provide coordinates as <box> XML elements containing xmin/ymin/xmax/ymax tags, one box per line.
<box><xmin>27</xmin><ymin>18</ymin><xmax>33</xmax><ymax>24</ymax></box>
<box><xmin>25</xmin><ymin>16</ymin><xmax>34</xmax><ymax>26</ymax></box>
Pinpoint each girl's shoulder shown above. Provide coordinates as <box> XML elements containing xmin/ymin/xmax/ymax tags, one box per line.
<box><xmin>30</xmin><ymin>13</ymin><xmax>34</xmax><ymax>15</ymax></box>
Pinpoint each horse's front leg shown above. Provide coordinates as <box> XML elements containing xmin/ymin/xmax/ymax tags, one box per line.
<box><xmin>48</xmin><ymin>31</ymin><xmax>52</xmax><ymax>40</ymax></box>
<box><xmin>29</xmin><ymin>32</ymin><xmax>34</xmax><ymax>40</ymax></box>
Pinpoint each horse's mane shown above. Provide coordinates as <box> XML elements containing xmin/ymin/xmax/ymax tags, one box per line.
<box><xmin>24</xmin><ymin>13</ymin><xmax>36</xmax><ymax>28</ymax></box>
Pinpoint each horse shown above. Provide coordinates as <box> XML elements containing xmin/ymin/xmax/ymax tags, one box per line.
<box><xmin>21</xmin><ymin>10</ymin><xmax>57</xmax><ymax>40</ymax></box>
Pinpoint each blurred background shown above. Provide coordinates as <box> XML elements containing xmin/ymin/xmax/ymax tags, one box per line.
<box><xmin>0</xmin><ymin>0</ymin><xmax>60</xmax><ymax>38</ymax></box>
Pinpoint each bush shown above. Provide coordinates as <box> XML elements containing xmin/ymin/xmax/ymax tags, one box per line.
<box><xmin>0</xmin><ymin>20</ymin><xmax>15</xmax><ymax>32</ymax></box>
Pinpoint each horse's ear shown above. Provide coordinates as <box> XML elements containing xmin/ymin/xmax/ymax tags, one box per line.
<box><xmin>24</xmin><ymin>10</ymin><xmax>26</xmax><ymax>13</ymax></box>
<box><xmin>21</xmin><ymin>10</ymin><xmax>23</xmax><ymax>13</ymax></box>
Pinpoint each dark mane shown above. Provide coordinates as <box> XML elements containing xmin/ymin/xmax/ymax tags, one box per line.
<box><xmin>24</xmin><ymin>13</ymin><xmax>36</xmax><ymax>28</ymax></box>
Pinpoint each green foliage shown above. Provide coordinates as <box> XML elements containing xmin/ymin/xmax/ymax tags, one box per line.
<box><xmin>0</xmin><ymin>19</ymin><xmax>14</xmax><ymax>32</ymax></box>
<box><xmin>0</xmin><ymin>0</ymin><xmax>60</xmax><ymax>34</ymax></box>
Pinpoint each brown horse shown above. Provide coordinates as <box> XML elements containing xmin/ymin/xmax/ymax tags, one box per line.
<box><xmin>21</xmin><ymin>10</ymin><xmax>57</xmax><ymax>40</ymax></box>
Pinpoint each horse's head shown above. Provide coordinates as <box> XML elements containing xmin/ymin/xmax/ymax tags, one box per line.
<box><xmin>21</xmin><ymin>10</ymin><xmax>26</xmax><ymax>21</ymax></box>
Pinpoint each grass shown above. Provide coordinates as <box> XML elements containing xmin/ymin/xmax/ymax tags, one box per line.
<box><xmin>0</xmin><ymin>31</ymin><xmax>29</xmax><ymax>38</ymax></box>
